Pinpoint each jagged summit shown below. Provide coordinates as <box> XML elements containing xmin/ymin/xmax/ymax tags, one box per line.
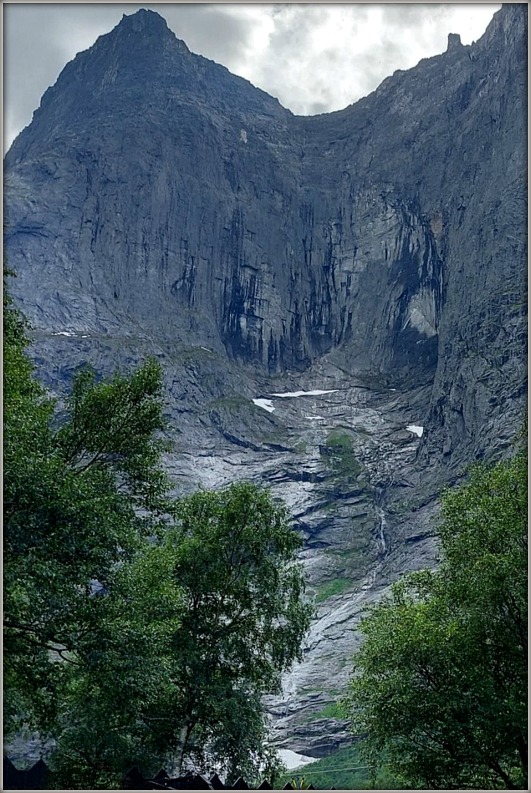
<box><xmin>5</xmin><ymin>4</ymin><xmax>286</xmax><ymax>168</ymax></box>
<box><xmin>446</xmin><ymin>32</ymin><xmax>463</xmax><ymax>51</ymax></box>
<box><xmin>120</xmin><ymin>7</ymin><xmax>169</xmax><ymax>30</ymax></box>
<box><xmin>113</xmin><ymin>7</ymin><xmax>189</xmax><ymax>52</ymax></box>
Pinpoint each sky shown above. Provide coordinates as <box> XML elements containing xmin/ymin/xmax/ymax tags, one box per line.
<box><xmin>4</xmin><ymin>3</ymin><xmax>501</xmax><ymax>151</ymax></box>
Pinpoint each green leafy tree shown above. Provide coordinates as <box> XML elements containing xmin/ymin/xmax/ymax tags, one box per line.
<box><xmin>4</xmin><ymin>269</ymin><xmax>169</xmax><ymax>733</ymax></box>
<box><xmin>49</xmin><ymin>483</ymin><xmax>311</xmax><ymax>788</ymax></box>
<box><xmin>4</xmin><ymin>275</ymin><xmax>310</xmax><ymax>788</ymax></box>
<box><xmin>343</xmin><ymin>448</ymin><xmax>527</xmax><ymax>789</ymax></box>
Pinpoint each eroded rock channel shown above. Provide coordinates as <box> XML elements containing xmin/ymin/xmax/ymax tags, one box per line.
<box><xmin>4</xmin><ymin>4</ymin><xmax>527</xmax><ymax>757</ymax></box>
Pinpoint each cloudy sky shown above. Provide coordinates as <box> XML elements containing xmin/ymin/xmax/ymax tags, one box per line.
<box><xmin>4</xmin><ymin>3</ymin><xmax>500</xmax><ymax>151</ymax></box>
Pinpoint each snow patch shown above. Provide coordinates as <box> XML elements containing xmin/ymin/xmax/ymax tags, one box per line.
<box><xmin>252</xmin><ymin>398</ymin><xmax>275</xmax><ymax>413</ymax></box>
<box><xmin>305</xmin><ymin>415</ymin><xmax>325</xmax><ymax>420</ymax></box>
<box><xmin>278</xmin><ymin>749</ymin><xmax>316</xmax><ymax>770</ymax></box>
<box><xmin>406</xmin><ymin>424</ymin><xmax>424</xmax><ymax>437</ymax></box>
<box><xmin>270</xmin><ymin>389</ymin><xmax>339</xmax><ymax>398</ymax></box>
<box><xmin>52</xmin><ymin>331</ymin><xmax>75</xmax><ymax>337</ymax></box>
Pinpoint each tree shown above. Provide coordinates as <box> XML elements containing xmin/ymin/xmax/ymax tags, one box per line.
<box><xmin>48</xmin><ymin>483</ymin><xmax>312</xmax><ymax>788</ymax></box>
<box><xmin>4</xmin><ymin>287</ymin><xmax>169</xmax><ymax>734</ymax></box>
<box><xmin>343</xmin><ymin>447</ymin><xmax>527</xmax><ymax>789</ymax></box>
<box><xmin>4</xmin><ymin>267</ymin><xmax>168</xmax><ymax>730</ymax></box>
<box><xmin>4</xmin><ymin>275</ymin><xmax>311</xmax><ymax>788</ymax></box>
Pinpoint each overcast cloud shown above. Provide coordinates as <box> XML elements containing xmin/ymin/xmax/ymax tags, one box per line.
<box><xmin>4</xmin><ymin>3</ymin><xmax>500</xmax><ymax>151</ymax></box>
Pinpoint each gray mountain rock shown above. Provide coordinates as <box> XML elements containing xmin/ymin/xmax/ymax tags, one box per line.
<box><xmin>4</xmin><ymin>4</ymin><xmax>527</xmax><ymax>758</ymax></box>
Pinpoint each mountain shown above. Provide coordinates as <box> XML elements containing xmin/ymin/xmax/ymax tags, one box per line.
<box><xmin>4</xmin><ymin>4</ymin><xmax>527</xmax><ymax>757</ymax></box>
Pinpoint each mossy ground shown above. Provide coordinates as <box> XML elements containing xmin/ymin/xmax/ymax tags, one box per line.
<box><xmin>314</xmin><ymin>577</ymin><xmax>352</xmax><ymax>603</ymax></box>
<box><xmin>320</xmin><ymin>430</ymin><xmax>364</xmax><ymax>480</ymax></box>
<box><xmin>275</xmin><ymin>743</ymin><xmax>404</xmax><ymax>790</ymax></box>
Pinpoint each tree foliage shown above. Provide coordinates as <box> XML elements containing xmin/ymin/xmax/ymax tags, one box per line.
<box><xmin>49</xmin><ymin>484</ymin><xmax>311</xmax><ymax>787</ymax></box>
<box><xmin>343</xmin><ymin>448</ymin><xmax>527</xmax><ymax>789</ymax></box>
<box><xmin>4</xmin><ymin>268</ymin><xmax>169</xmax><ymax>734</ymax></box>
<box><xmin>4</xmin><ymin>275</ymin><xmax>310</xmax><ymax>788</ymax></box>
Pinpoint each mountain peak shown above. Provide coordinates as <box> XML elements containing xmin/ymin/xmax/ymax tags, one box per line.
<box><xmin>446</xmin><ymin>33</ymin><xmax>462</xmax><ymax>52</ymax></box>
<box><xmin>111</xmin><ymin>8</ymin><xmax>189</xmax><ymax>55</ymax></box>
<box><xmin>119</xmin><ymin>8</ymin><xmax>169</xmax><ymax>33</ymax></box>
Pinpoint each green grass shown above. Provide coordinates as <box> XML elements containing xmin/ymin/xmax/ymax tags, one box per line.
<box><xmin>312</xmin><ymin>701</ymin><xmax>343</xmax><ymax>720</ymax></box>
<box><xmin>317</xmin><ymin>701</ymin><xmax>342</xmax><ymax>719</ymax></box>
<box><xmin>314</xmin><ymin>577</ymin><xmax>352</xmax><ymax>603</ymax></box>
<box><xmin>320</xmin><ymin>431</ymin><xmax>363</xmax><ymax>479</ymax></box>
<box><xmin>276</xmin><ymin>743</ymin><xmax>405</xmax><ymax>790</ymax></box>
<box><xmin>168</xmin><ymin>344</ymin><xmax>217</xmax><ymax>364</ymax></box>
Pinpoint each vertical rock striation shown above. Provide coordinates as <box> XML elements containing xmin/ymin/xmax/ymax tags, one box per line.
<box><xmin>3</xmin><ymin>4</ymin><xmax>527</xmax><ymax>754</ymax></box>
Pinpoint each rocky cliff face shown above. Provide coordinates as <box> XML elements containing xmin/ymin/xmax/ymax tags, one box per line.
<box><xmin>5</xmin><ymin>9</ymin><xmax>443</xmax><ymax>384</ymax></box>
<box><xmin>4</xmin><ymin>4</ymin><xmax>527</xmax><ymax>757</ymax></box>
